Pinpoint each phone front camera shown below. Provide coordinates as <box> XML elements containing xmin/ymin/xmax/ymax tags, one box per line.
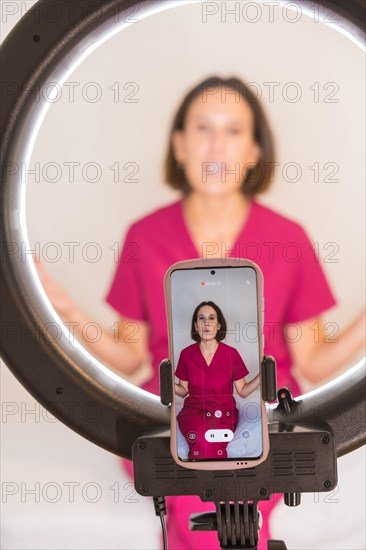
<box><xmin>211</xmin><ymin>270</ymin><xmax>215</xmax><ymax>275</ymax></box>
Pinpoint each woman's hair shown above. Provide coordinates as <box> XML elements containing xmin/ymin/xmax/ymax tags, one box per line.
<box><xmin>164</xmin><ymin>75</ymin><xmax>276</xmax><ymax>198</ymax></box>
<box><xmin>191</xmin><ymin>301</ymin><xmax>227</xmax><ymax>342</ymax></box>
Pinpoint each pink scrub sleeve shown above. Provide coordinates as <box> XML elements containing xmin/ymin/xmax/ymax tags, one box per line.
<box><xmin>175</xmin><ymin>349</ymin><xmax>188</xmax><ymax>381</ymax></box>
<box><xmin>232</xmin><ymin>348</ymin><xmax>250</xmax><ymax>381</ymax></box>
<box><xmin>105</xmin><ymin>224</ymin><xmax>147</xmax><ymax>322</ymax></box>
<box><xmin>284</xmin><ymin>225</ymin><xmax>337</xmax><ymax>324</ymax></box>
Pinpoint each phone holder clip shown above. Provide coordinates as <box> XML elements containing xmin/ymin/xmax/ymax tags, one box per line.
<box><xmin>159</xmin><ymin>354</ymin><xmax>277</xmax><ymax>406</ymax></box>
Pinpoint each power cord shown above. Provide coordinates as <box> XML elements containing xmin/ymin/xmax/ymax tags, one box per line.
<box><xmin>153</xmin><ymin>496</ymin><xmax>168</xmax><ymax>550</ymax></box>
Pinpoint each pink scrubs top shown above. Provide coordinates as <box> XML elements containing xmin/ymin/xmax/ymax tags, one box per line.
<box><xmin>105</xmin><ymin>197</ymin><xmax>337</xmax><ymax>549</ymax></box>
<box><xmin>175</xmin><ymin>341</ymin><xmax>249</xmax><ymax>414</ymax></box>
<box><xmin>175</xmin><ymin>342</ymin><xmax>249</xmax><ymax>458</ymax></box>
<box><xmin>105</xmin><ymin>197</ymin><xmax>337</xmax><ymax>398</ymax></box>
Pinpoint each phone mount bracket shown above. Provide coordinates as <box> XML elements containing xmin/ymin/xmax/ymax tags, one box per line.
<box><xmin>131</xmin><ymin>356</ymin><xmax>337</xmax><ymax>549</ymax></box>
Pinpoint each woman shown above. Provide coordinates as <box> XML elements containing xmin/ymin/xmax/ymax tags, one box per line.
<box><xmin>34</xmin><ymin>75</ymin><xmax>366</xmax><ymax>549</ymax></box>
<box><xmin>174</xmin><ymin>301</ymin><xmax>260</xmax><ymax>459</ymax></box>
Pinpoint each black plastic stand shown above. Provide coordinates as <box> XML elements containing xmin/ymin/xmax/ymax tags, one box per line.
<box><xmin>132</xmin><ymin>355</ymin><xmax>337</xmax><ymax>550</ymax></box>
<box><xmin>190</xmin><ymin>500</ymin><xmax>287</xmax><ymax>550</ymax></box>
<box><xmin>190</xmin><ymin>500</ymin><xmax>261</xmax><ymax>549</ymax></box>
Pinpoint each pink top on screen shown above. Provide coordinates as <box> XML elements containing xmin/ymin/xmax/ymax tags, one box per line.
<box><xmin>105</xmin><ymin>198</ymin><xmax>337</xmax><ymax>398</ymax></box>
<box><xmin>175</xmin><ymin>341</ymin><xmax>249</xmax><ymax>402</ymax></box>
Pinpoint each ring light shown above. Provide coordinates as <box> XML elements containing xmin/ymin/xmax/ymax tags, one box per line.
<box><xmin>0</xmin><ymin>0</ymin><xmax>365</xmax><ymax>460</ymax></box>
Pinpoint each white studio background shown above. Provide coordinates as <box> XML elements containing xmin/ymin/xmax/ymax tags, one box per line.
<box><xmin>1</xmin><ymin>1</ymin><xmax>365</xmax><ymax>549</ymax></box>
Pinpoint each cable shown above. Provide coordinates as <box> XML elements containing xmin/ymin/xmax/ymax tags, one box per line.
<box><xmin>153</xmin><ymin>496</ymin><xmax>168</xmax><ymax>550</ymax></box>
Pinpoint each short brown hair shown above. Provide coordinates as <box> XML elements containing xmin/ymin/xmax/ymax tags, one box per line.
<box><xmin>164</xmin><ymin>75</ymin><xmax>276</xmax><ymax>198</ymax></box>
<box><xmin>191</xmin><ymin>301</ymin><xmax>227</xmax><ymax>342</ymax></box>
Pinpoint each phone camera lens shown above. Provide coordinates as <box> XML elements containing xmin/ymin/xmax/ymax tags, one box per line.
<box><xmin>211</xmin><ymin>270</ymin><xmax>215</xmax><ymax>275</ymax></box>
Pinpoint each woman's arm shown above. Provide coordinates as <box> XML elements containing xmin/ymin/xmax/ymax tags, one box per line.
<box><xmin>175</xmin><ymin>379</ymin><xmax>189</xmax><ymax>398</ymax></box>
<box><xmin>234</xmin><ymin>373</ymin><xmax>260</xmax><ymax>398</ymax></box>
<box><xmin>286</xmin><ymin>310</ymin><xmax>366</xmax><ymax>384</ymax></box>
<box><xmin>33</xmin><ymin>256</ymin><xmax>149</xmax><ymax>376</ymax></box>
<box><xmin>59</xmin><ymin>301</ymin><xmax>149</xmax><ymax>377</ymax></box>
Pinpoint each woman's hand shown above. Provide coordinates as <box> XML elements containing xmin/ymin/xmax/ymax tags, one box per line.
<box><xmin>32</xmin><ymin>254</ymin><xmax>75</xmax><ymax>318</ymax></box>
<box><xmin>235</xmin><ymin>373</ymin><xmax>260</xmax><ymax>398</ymax></box>
<box><xmin>175</xmin><ymin>382</ymin><xmax>189</xmax><ymax>398</ymax></box>
<box><xmin>31</xmin><ymin>255</ymin><xmax>148</xmax><ymax>377</ymax></box>
<box><xmin>288</xmin><ymin>309</ymin><xmax>366</xmax><ymax>385</ymax></box>
<box><xmin>247</xmin><ymin>373</ymin><xmax>260</xmax><ymax>394</ymax></box>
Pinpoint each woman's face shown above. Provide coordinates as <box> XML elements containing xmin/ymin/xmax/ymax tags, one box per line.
<box><xmin>172</xmin><ymin>87</ymin><xmax>261</xmax><ymax>198</ymax></box>
<box><xmin>195</xmin><ymin>305</ymin><xmax>221</xmax><ymax>342</ymax></box>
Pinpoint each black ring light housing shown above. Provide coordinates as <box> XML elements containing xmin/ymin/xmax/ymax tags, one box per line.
<box><xmin>0</xmin><ymin>0</ymin><xmax>365</xmax><ymax>461</ymax></box>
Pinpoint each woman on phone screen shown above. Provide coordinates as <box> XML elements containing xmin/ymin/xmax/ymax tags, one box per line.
<box><xmin>175</xmin><ymin>301</ymin><xmax>260</xmax><ymax>459</ymax></box>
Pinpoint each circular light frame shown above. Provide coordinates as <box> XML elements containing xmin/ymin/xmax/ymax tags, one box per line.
<box><xmin>0</xmin><ymin>0</ymin><xmax>365</xmax><ymax>460</ymax></box>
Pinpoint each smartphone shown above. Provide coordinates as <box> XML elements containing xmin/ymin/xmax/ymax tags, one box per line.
<box><xmin>164</xmin><ymin>257</ymin><xmax>269</xmax><ymax>470</ymax></box>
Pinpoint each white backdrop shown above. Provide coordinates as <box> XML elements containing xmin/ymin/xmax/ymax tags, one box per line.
<box><xmin>1</xmin><ymin>1</ymin><xmax>365</xmax><ymax>548</ymax></box>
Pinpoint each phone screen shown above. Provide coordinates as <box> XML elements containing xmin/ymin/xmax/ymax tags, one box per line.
<box><xmin>171</xmin><ymin>265</ymin><xmax>263</xmax><ymax>462</ymax></box>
